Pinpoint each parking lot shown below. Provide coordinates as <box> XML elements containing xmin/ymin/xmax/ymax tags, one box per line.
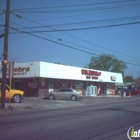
<box><xmin>2</xmin><ymin>97</ymin><xmax>85</xmax><ymax>112</ymax></box>
<box><xmin>0</xmin><ymin>95</ymin><xmax>138</xmax><ymax>113</ymax></box>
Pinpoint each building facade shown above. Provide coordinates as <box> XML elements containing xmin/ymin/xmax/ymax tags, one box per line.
<box><xmin>0</xmin><ymin>61</ymin><xmax>123</xmax><ymax>97</ymax></box>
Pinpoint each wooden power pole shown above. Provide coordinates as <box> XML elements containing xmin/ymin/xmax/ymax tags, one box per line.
<box><xmin>1</xmin><ymin>0</ymin><xmax>10</xmax><ymax>109</ymax></box>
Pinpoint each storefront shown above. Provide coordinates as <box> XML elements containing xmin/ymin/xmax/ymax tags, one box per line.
<box><xmin>0</xmin><ymin>61</ymin><xmax>123</xmax><ymax>97</ymax></box>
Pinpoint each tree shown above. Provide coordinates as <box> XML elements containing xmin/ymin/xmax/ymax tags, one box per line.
<box><xmin>86</xmin><ymin>54</ymin><xmax>127</xmax><ymax>75</ymax></box>
<box><xmin>123</xmin><ymin>76</ymin><xmax>134</xmax><ymax>83</ymax></box>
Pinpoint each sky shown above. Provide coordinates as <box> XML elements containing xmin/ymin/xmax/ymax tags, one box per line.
<box><xmin>0</xmin><ymin>0</ymin><xmax>140</xmax><ymax>79</ymax></box>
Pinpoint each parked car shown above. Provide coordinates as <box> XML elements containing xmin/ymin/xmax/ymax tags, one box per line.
<box><xmin>45</xmin><ymin>88</ymin><xmax>83</xmax><ymax>101</ymax></box>
<box><xmin>115</xmin><ymin>87</ymin><xmax>127</xmax><ymax>94</ymax></box>
<box><xmin>126</xmin><ymin>88</ymin><xmax>140</xmax><ymax>96</ymax></box>
<box><xmin>0</xmin><ymin>83</ymin><xmax>24</xmax><ymax>103</ymax></box>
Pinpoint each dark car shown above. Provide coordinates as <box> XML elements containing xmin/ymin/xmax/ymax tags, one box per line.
<box><xmin>126</xmin><ymin>88</ymin><xmax>140</xmax><ymax>96</ymax></box>
<box><xmin>115</xmin><ymin>87</ymin><xmax>127</xmax><ymax>94</ymax></box>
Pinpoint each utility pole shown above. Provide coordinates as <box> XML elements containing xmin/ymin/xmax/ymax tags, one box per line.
<box><xmin>1</xmin><ymin>0</ymin><xmax>10</xmax><ymax>109</ymax></box>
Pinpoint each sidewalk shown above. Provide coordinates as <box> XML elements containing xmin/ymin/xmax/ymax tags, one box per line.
<box><xmin>0</xmin><ymin>97</ymin><xmax>86</xmax><ymax>113</ymax></box>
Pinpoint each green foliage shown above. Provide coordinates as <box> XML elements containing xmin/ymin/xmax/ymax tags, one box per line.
<box><xmin>86</xmin><ymin>54</ymin><xmax>127</xmax><ymax>75</ymax></box>
<box><xmin>123</xmin><ymin>76</ymin><xmax>134</xmax><ymax>83</ymax></box>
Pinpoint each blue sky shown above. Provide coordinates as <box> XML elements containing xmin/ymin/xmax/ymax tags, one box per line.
<box><xmin>0</xmin><ymin>0</ymin><xmax>140</xmax><ymax>78</ymax></box>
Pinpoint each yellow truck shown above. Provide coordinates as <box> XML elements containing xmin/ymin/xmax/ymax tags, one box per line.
<box><xmin>0</xmin><ymin>83</ymin><xmax>24</xmax><ymax>103</ymax></box>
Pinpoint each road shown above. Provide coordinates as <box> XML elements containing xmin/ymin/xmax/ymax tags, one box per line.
<box><xmin>0</xmin><ymin>97</ymin><xmax>140</xmax><ymax>140</ymax></box>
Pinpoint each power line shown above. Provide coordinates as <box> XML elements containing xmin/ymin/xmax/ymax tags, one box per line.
<box><xmin>9</xmin><ymin>13</ymin><xmax>140</xmax><ymax>63</ymax></box>
<box><xmin>12</xmin><ymin>3</ymin><xmax>140</xmax><ymax>14</ymax></box>
<box><xmin>6</xmin><ymin>6</ymin><xmax>140</xmax><ymax>65</ymax></box>
<box><xmin>1</xmin><ymin>0</ymin><xmax>139</xmax><ymax>72</ymax></box>
<box><xmin>14</xmin><ymin>15</ymin><xmax>140</xmax><ymax>29</ymax></box>
<box><xmin>14</xmin><ymin>21</ymin><xmax>140</xmax><ymax>33</ymax></box>
<box><xmin>2</xmin><ymin>17</ymin><xmax>139</xmax><ymax>68</ymax></box>
<box><xmin>10</xmin><ymin>27</ymin><xmax>140</xmax><ymax>67</ymax></box>
<box><xmin>0</xmin><ymin>11</ymin><xmax>5</xmax><ymax>15</ymax></box>
<box><xmin>12</xmin><ymin>0</ymin><xmax>138</xmax><ymax>11</ymax></box>
<box><xmin>6</xmin><ymin>20</ymin><xmax>130</xmax><ymax>63</ymax></box>
<box><xmin>8</xmin><ymin>23</ymin><xmax>140</xmax><ymax>65</ymax></box>
<box><xmin>11</xmin><ymin>1</ymin><xmax>140</xmax><ymax>24</ymax></box>
<box><xmin>10</xmin><ymin>27</ymin><xmax>100</xmax><ymax>56</ymax></box>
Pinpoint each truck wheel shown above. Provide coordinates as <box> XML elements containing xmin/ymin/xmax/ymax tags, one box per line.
<box><xmin>13</xmin><ymin>95</ymin><xmax>21</xmax><ymax>103</ymax></box>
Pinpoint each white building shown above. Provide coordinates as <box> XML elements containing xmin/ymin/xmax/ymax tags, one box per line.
<box><xmin>0</xmin><ymin>61</ymin><xmax>123</xmax><ymax>97</ymax></box>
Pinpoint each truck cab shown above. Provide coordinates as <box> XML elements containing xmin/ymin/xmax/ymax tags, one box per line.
<box><xmin>0</xmin><ymin>83</ymin><xmax>24</xmax><ymax>103</ymax></box>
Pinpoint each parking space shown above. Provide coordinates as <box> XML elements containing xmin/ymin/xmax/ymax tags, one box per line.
<box><xmin>1</xmin><ymin>96</ymin><xmax>139</xmax><ymax>113</ymax></box>
<box><xmin>3</xmin><ymin>97</ymin><xmax>86</xmax><ymax>111</ymax></box>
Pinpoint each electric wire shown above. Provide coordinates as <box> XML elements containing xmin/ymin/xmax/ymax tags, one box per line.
<box><xmin>8</xmin><ymin>22</ymin><xmax>140</xmax><ymax>65</ymax></box>
<box><xmin>12</xmin><ymin>0</ymin><xmax>138</xmax><ymax>11</ymax></box>
<box><xmin>12</xmin><ymin>3</ymin><xmax>140</xmax><ymax>14</ymax></box>
<box><xmin>2</xmin><ymin>1</ymin><xmax>140</xmax><ymax>67</ymax></box>
<box><xmin>10</xmin><ymin>27</ymin><xmax>140</xmax><ymax>67</ymax></box>
<box><xmin>0</xmin><ymin>11</ymin><xmax>5</xmax><ymax>15</ymax></box>
<box><xmin>10</xmin><ymin>13</ymin><xmax>140</xmax><ymax>63</ymax></box>
<box><xmin>2</xmin><ymin>21</ymin><xmax>139</xmax><ymax>68</ymax></box>
<box><xmin>11</xmin><ymin>1</ymin><xmax>140</xmax><ymax>25</ymax></box>
<box><xmin>14</xmin><ymin>15</ymin><xmax>140</xmax><ymax>29</ymax></box>
<box><xmin>21</xmin><ymin>21</ymin><xmax>140</xmax><ymax>33</ymax></box>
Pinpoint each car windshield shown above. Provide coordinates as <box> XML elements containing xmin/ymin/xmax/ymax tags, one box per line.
<box><xmin>57</xmin><ymin>88</ymin><xmax>79</xmax><ymax>93</ymax></box>
<box><xmin>58</xmin><ymin>89</ymin><xmax>66</xmax><ymax>92</ymax></box>
<box><xmin>72</xmin><ymin>89</ymin><xmax>79</xmax><ymax>92</ymax></box>
<box><xmin>58</xmin><ymin>89</ymin><xmax>73</xmax><ymax>92</ymax></box>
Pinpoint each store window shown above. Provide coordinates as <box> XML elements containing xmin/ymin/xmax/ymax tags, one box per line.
<box><xmin>97</xmin><ymin>83</ymin><xmax>107</xmax><ymax>94</ymax></box>
<box><xmin>48</xmin><ymin>81</ymin><xmax>54</xmax><ymax>92</ymax></box>
<box><xmin>106</xmin><ymin>83</ymin><xmax>115</xmax><ymax>94</ymax></box>
<box><xmin>69</xmin><ymin>82</ymin><xmax>74</xmax><ymax>88</ymax></box>
<box><xmin>40</xmin><ymin>78</ymin><xmax>46</xmax><ymax>88</ymax></box>
<box><xmin>97</xmin><ymin>83</ymin><xmax>101</xmax><ymax>94</ymax></box>
<box><xmin>60</xmin><ymin>82</ymin><xmax>68</xmax><ymax>88</ymax></box>
<box><xmin>75</xmin><ymin>82</ymin><xmax>83</xmax><ymax>92</ymax></box>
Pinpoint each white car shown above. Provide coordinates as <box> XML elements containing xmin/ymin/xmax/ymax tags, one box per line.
<box><xmin>45</xmin><ymin>88</ymin><xmax>83</xmax><ymax>101</ymax></box>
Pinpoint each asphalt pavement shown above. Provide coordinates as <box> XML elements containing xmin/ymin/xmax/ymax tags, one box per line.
<box><xmin>0</xmin><ymin>94</ymin><xmax>136</xmax><ymax>113</ymax></box>
<box><xmin>0</xmin><ymin>96</ymin><xmax>140</xmax><ymax>140</ymax></box>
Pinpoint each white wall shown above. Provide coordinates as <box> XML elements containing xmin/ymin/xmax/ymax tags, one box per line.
<box><xmin>0</xmin><ymin>61</ymin><xmax>123</xmax><ymax>83</ymax></box>
<box><xmin>0</xmin><ymin>62</ymin><xmax>40</xmax><ymax>78</ymax></box>
<box><xmin>39</xmin><ymin>62</ymin><xmax>123</xmax><ymax>83</ymax></box>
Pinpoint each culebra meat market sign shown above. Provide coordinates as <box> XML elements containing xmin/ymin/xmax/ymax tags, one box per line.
<box><xmin>81</xmin><ymin>69</ymin><xmax>101</xmax><ymax>80</ymax></box>
<box><xmin>14</xmin><ymin>67</ymin><xmax>30</xmax><ymax>75</ymax></box>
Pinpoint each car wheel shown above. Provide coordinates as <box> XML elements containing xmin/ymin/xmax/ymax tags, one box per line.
<box><xmin>71</xmin><ymin>95</ymin><xmax>77</xmax><ymax>101</ymax></box>
<box><xmin>49</xmin><ymin>94</ymin><xmax>55</xmax><ymax>100</ymax></box>
<box><xmin>13</xmin><ymin>95</ymin><xmax>21</xmax><ymax>103</ymax></box>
